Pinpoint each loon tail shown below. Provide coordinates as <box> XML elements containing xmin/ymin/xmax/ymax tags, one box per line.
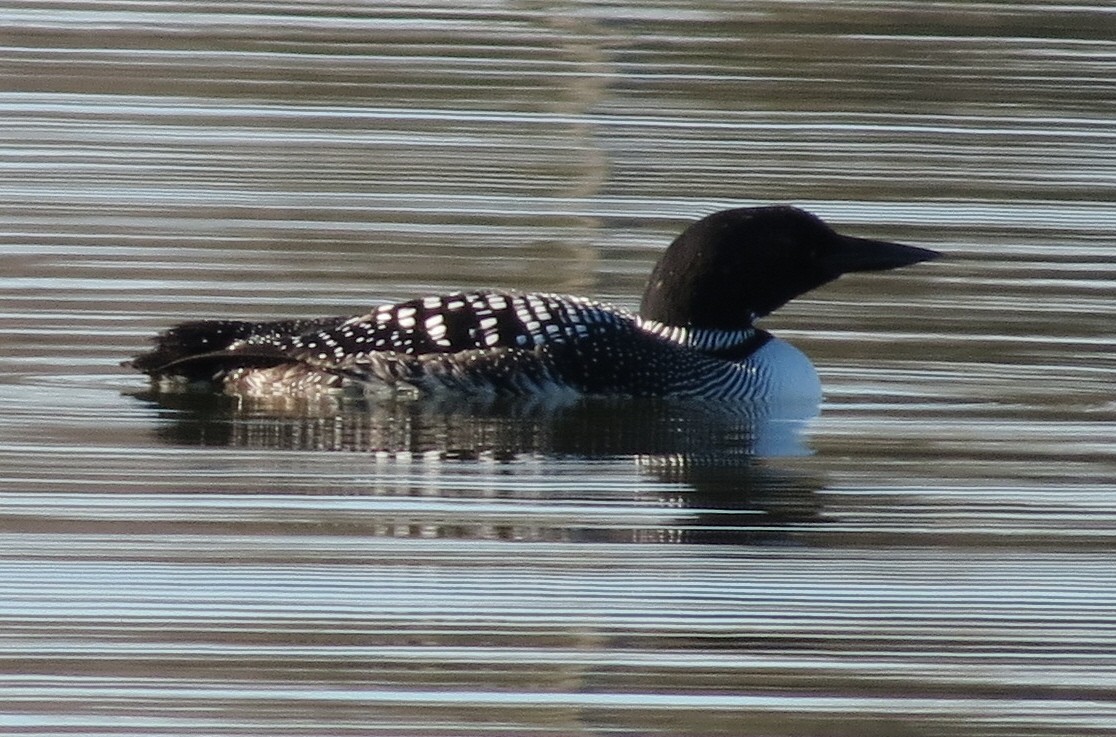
<box><xmin>126</xmin><ymin>318</ymin><xmax>345</xmax><ymax>380</ymax></box>
<box><xmin>125</xmin><ymin>317</ymin><xmax>524</xmax><ymax>394</ymax></box>
<box><xmin>126</xmin><ymin>320</ymin><xmax>258</xmax><ymax>374</ymax></box>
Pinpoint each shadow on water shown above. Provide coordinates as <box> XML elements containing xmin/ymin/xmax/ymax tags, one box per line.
<box><xmin>131</xmin><ymin>390</ymin><xmax>828</xmax><ymax>545</ymax></box>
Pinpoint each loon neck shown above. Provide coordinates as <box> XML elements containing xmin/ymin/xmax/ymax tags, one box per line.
<box><xmin>637</xmin><ymin>317</ymin><xmax>770</xmax><ymax>359</ymax></box>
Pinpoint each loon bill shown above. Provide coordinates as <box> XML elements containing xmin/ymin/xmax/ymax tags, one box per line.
<box><xmin>128</xmin><ymin>205</ymin><xmax>940</xmax><ymax>401</ymax></box>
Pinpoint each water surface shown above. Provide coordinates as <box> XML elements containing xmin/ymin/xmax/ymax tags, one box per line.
<box><xmin>1</xmin><ymin>2</ymin><xmax>1115</xmax><ymax>735</ymax></box>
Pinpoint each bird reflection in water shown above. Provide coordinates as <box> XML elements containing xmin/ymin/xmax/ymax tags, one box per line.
<box><xmin>133</xmin><ymin>391</ymin><xmax>827</xmax><ymax>545</ymax></box>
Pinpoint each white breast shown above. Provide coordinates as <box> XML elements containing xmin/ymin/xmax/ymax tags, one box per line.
<box><xmin>745</xmin><ymin>337</ymin><xmax>823</xmax><ymax>407</ymax></box>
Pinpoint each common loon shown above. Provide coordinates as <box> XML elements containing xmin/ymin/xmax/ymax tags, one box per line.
<box><xmin>129</xmin><ymin>206</ymin><xmax>939</xmax><ymax>402</ymax></box>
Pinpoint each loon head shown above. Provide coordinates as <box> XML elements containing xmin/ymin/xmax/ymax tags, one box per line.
<box><xmin>639</xmin><ymin>205</ymin><xmax>940</xmax><ymax>329</ymax></box>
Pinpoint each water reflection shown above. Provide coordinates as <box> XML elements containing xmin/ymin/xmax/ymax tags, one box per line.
<box><xmin>132</xmin><ymin>390</ymin><xmax>826</xmax><ymax>544</ymax></box>
<box><xmin>6</xmin><ymin>0</ymin><xmax>1116</xmax><ymax>732</ymax></box>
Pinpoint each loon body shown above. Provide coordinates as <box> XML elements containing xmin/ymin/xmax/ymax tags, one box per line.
<box><xmin>130</xmin><ymin>206</ymin><xmax>938</xmax><ymax>402</ymax></box>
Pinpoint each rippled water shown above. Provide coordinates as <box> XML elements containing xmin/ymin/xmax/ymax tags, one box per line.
<box><xmin>2</xmin><ymin>1</ymin><xmax>1115</xmax><ymax>735</ymax></box>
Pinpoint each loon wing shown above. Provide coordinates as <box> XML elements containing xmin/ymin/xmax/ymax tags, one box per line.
<box><xmin>334</xmin><ymin>347</ymin><xmax>570</xmax><ymax>396</ymax></box>
<box><xmin>273</xmin><ymin>291</ymin><xmax>631</xmax><ymax>358</ymax></box>
<box><xmin>129</xmin><ymin>291</ymin><xmax>635</xmax><ymax>391</ymax></box>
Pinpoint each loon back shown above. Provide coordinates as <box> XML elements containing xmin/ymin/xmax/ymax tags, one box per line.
<box><xmin>129</xmin><ymin>206</ymin><xmax>939</xmax><ymax>400</ymax></box>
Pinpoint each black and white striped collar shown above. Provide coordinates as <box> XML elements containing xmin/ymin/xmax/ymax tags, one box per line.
<box><xmin>636</xmin><ymin>317</ymin><xmax>767</xmax><ymax>357</ymax></box>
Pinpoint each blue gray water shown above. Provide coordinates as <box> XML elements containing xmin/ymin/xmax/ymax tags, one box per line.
<box><xmin>1</xmin><ymin>2</ymin><xmax>1115</xmax><ymax>735</ymax></box>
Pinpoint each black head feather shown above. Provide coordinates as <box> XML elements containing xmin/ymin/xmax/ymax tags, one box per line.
<box><xmin>639</xmin><ymin>205</ymin><xmax>939</xmax><ymax>329</ymax></box>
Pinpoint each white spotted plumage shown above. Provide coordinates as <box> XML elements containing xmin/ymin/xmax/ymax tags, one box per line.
<box><xmin>137</xmin><ymin>289</ymin><xmax>807</xmax><ymax>401</ymax></box>
<box><xmin>186</xmin><ymin>289</ymin><xmax>752</xmax><ymax>399</ymax></box>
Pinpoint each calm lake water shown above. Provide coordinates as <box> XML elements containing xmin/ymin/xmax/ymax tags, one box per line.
<box><xmin>2</xmin><ymin>1</ymin><xmax>1115</xmax><ymax>735</ymax></box>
